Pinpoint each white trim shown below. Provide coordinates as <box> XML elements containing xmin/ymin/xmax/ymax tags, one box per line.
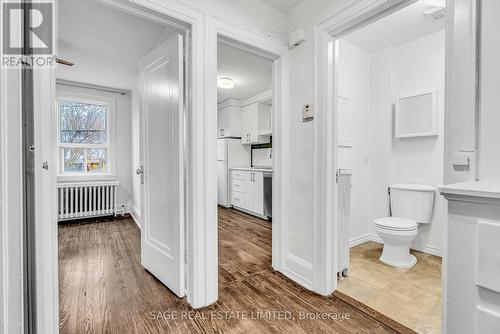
<box><xmin>349</xmin><ymin>234</ymin><xmax>443</xmax><ymax>257</ymax></box>
<box><xmin>444</xmin><ymin>0</ymin><xmax>480</xmax><ymax>184</ymax></box>
<box><xmin>271</xmin><ymin>55</ymin><xmax>289</xmax><ymax>273</ymax></box>
<box><xmin>130</xmin><ymin>203</ymin><xmax>141</xmax><ymax>229</ymax></box>
<box><xmin>34</xmin><ymin>65</ymin><xmax>59</xmax><ymax>334</ymax></box>
<box><xmin>312</xmin><ymin>28</ymin><xmax>337</xmax><ymax>296</ymax></box>
<box><xmin>0</xmin><ymin>57</ymin><xmax>24</xmax><ymax>334</ymax></box>
<box><xmin>240</xmin><ymin>88</ymin><xmax>273</xmax><ymax>107</ymax></box>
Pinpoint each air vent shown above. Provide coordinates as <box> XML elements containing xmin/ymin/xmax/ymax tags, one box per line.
<box><xmin>424</xmin><ymin>7</ymin><xmax>446</xmax><ymax>21</ymax></box>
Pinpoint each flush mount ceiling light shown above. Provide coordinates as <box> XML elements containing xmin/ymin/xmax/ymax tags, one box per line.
<box><xmin>217</xmin><ymin>77</ymin><xmax>234</xmax><ymax>89</ymax></box>
<box><xmin>426</xmin><ymin>0</ymin><xmax>445</xmax><ymax>7</ymax></box>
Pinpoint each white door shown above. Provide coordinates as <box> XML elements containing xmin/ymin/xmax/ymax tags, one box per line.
<box><xmin>139</xmin><ymin>34</ymin><xmax>185</xmax><ymax>297</ymax></box>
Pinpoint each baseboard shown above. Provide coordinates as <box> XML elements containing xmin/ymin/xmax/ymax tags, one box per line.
<box><xmin>349</xmin><ymin>234</ymin><xmax>374</xmax><ymax>248</ymax></box>
<box><xmin>282</xmin><ymin>268</ymin><xmax>313</xmax><ymax>291</ymax></box>
<box><xmin>129</xmin><ymin>204</ymin><xmax>141</xmax><ymax>229</ymax></box>
<box><xmin>282</xmin><ymin>254</ymin><xmax>313</xmax><ymax>290</ymax></box>
<box><xmin>350</xmin><ymin>234</ymin><xmax>442</xmax><ymax>257</ymax></box>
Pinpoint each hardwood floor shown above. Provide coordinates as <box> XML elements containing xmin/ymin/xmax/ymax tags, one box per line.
<box><xmin>59</xmin><ymin>208</ymin><xmax>398</xmax><ymax>334</ymax></box>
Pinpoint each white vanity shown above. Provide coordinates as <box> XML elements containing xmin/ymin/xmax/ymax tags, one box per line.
<box><xmin>440</xmin><ymin>181</ymin><xmax>500</xmax><ymax>334</ymax></box>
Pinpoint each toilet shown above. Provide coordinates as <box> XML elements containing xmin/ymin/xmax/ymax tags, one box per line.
<box><xmin>375</xmin><ymin>184</ymin><xmax>436</xmax><ymax>268</ymax></box>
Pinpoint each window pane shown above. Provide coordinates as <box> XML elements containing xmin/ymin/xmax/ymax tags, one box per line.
<box><xmin>87</xmin><ymin>148</ymin><xmax>107</xmax><ymax>173</ymax></box>
<box><xmin>59</xmin><ymin>100</ymin><xmax>107</xmax><ymax>144</ymax></box>
<box><xmin>63</xmin><ymin>148</ymin><xmax>85</xmax><ymax>173</ymax></box>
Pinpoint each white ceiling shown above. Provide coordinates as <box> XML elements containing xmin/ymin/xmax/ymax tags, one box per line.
<box><xmin>260</xmin><ymin>0</ymin><xmax>302</xmax><ymax>13</ymax></box>
<box><xmin>217</xmin><ymin>43</ymin><xmax>273</xmax><ymax>103</ymax></box>
<box><xmin>343</xmin><ymin>0</ymin><xmax>445</xmax><ymax>53</ymax></box>
<box><xmin>58</xmin><ymin>0</ymin><xmax>178</xmax><ymax>71</ymax></box>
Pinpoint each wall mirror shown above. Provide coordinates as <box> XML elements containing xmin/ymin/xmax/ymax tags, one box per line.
<box><xmin>395</xmin><ymin>91</ymin><xmax>438</xmax><ymax>138</ymax></box>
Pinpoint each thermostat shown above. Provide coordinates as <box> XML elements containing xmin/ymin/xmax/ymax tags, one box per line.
<box><xmin>303</xmin><ymin>104</ymin><xmax>314</xmax><ymax>121</ymax></box>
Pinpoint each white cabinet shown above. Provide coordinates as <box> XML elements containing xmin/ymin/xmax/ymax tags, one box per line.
<box><xmin>218</xmin><ymin>99</ymin><xmax>241</xmax><ymax>138</ymax></box>
<box><xmin>230</xmin><ymin>170</ymin><xmax>265</xmax><ymax>217</ymax></box>
<box><xmin>440</xmin><ymin>182</ymin><xmax>500</xmax><ymax>334</ymax></box>
<box><xmin>240</xmin><ymin>103</ymin><xmax>271</xmax><ymax>145</ymax></box>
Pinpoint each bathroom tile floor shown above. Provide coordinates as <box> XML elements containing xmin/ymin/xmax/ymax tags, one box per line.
<box><xmin>338</xmin><ymin>241</ymin><xmax>442</xmax><ymax>334</ymax></box>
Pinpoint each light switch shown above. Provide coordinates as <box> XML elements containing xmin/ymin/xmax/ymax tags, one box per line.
<box><xmin>303</xmin><ymin>104</ymin><xmax>313</xmax><ymax>121</ymax></box>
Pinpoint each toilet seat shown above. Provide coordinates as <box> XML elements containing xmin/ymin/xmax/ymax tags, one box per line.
<box><xmin>375</xmin><ymin>217</ymin><xmax>417</xmax><ymax>231</ymax></box>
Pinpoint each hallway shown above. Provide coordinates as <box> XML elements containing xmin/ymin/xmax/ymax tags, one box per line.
<box><xmin>58</xmin><ymin>208</ymin><xmax>399</xmax><ymax>333</ymax></box>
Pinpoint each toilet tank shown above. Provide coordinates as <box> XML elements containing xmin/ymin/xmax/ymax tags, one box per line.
<box><xmin>390</xmin><ymin>184</ymin><xmax>436</xmax><ymax>224</ymax></box>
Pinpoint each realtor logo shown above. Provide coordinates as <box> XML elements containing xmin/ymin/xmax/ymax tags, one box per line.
<box><xmin>2</xmin><ymin>0</ymin><xmax>55</xmax><ymax>67</ymax></box>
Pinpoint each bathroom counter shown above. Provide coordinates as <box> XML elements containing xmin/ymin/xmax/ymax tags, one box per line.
<box><xmin>439</xmin><ymin>181</ymin><xmax>500</xmax><ymax>201</ymax></box>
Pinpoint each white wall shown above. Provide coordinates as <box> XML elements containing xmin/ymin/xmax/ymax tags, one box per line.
<box><xmin>389</xmin><ymin>31</ymin><xmax>446</xmax><ymax>253</ymax></box>
<box><xmin>480</xmin><ymin>0</ymin><xmax>500</xmax><ymax>181</ymax></box>
<box><xmin>339</xmin><ymin>31</ymin><xmax>446</xmax><ymax>255</ymax></box>
<box><xmin>338</xmin><ymin>40</ymin><xmax>373</xmax><ymax>242</ymax></box>
<box><xmin>277</xmin><ymin>0</ymin><xmax>354</xmax><ymax>282</ymax></box>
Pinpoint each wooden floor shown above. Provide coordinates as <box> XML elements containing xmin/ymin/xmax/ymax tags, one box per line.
<box><xmin>59</xmin><ymin>208</ymin><xmax>398</xmax><ymax>334</ymax></box>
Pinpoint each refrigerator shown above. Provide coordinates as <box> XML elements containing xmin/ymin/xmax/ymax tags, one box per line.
<box><xmin>217</xmin><ymin>138</ymin><xmax>251</xmax><ymax>207</ymax></box>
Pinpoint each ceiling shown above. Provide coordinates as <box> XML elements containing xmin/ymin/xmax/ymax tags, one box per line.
<box><xmin>58</xmin><ymin>0</ymin><xmax>178</xmax><ymax>71</ymax></box>
<box><xmin>217</xmin><ymin>42</ymin><xmax>273</xmax><ymax>103</ymax></box>
<box><xmin>343</xmin><ymin>0</ymin><xmax>445</xmax><ymax>53</ymax></box>
<box><xmin>260</xmin><ymin>0</ymin><xmax>302</xmax><ymax>13</ymax></box>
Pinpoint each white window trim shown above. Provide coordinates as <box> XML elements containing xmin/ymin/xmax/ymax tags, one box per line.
<box><xmin>56</xmin><ymin>90</ymin><xmax>117</xmax><ymax>182</ymax></box>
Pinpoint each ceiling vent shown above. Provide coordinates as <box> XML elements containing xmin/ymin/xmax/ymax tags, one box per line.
<box><xmin>424</xmin><ymin>7</ymin><xmax>446</xmax><ymax>21</ymax></box>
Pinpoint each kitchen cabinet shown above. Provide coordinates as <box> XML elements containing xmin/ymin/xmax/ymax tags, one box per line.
<box><xmin>230</xmin><ymin>170</ymin><xmax>265</xmax><ymax>217</ymax></box>
<box><xmin>240</xmin><ymin>102</ymin><xmax>271</xmax><ymax>145</ymax></box>
<box><xmin>218</xmin><ymin>99</ymin><xmax>241</xmax><ymax>138</ymax></box>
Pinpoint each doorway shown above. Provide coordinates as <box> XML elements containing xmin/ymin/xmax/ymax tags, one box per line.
<box><xmin>55</xmin><ymin>0</ymin><xmax>191</xmax><ymax>331</ymax></box>
<box><xmin>332</xmin><ymin>0</ymin><xmax>445</xmax><ymax>332</ymax></box>
<box><xmin>216</xmin><ymin>37</ymin><xmax>275</xmax><ymax>287</ymax></box>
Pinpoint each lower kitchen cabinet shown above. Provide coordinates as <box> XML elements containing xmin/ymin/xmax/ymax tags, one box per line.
<box><xmin>230</xmin><ymin>170</ymin><xmax>265</xmax><ymax>217</ymax></box>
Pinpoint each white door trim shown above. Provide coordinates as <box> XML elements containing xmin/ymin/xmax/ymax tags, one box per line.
<box><xmin>0</xmin><ymin>62</ymin><xmax>24</xmax><ymax>334</ymax></box>
<box><xmin>313</xmin><ymin>2</ymin><xmax>479</xmax><ymax>334</ymax></box>
<box><xmin>205</xmin><ymin>14</ymin><xmax>288</xmax><ymax>303</ymax></box>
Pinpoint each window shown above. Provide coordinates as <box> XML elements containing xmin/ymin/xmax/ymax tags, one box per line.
<box><xmin>57</xmin><ymin>93</ymin><xmax>115</xmax><ymax>176</ymax></box>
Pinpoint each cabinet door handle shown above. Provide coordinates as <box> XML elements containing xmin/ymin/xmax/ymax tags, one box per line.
<box><xmin>222</xmin><ymin>129</ymin><xmax>224</xmax><ymax>136</ymax></box>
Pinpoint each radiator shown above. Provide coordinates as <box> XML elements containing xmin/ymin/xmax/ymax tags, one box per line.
<box><xmin>57</xmin><ymin>181</ymin><xmax>119</xmax><ymax>221</ymax></box>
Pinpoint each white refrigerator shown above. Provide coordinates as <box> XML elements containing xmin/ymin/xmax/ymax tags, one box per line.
<box><xmin>217</xmin><ymin>138</ymin><xmax>251</xmax><ymax>207</ymax></box>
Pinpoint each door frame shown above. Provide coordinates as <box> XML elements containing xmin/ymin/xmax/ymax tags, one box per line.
<box><xmin>205</xmin><ymin>15</ymin><xmax>288</xmax><ymax>303</ymax></box>
<box><xmin>313</xmin><ymin>0</ymin><xmax>480</xmax><ymax>333</ymax></box>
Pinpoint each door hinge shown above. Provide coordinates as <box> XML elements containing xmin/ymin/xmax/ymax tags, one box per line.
<box><xmin>184</xmin><ymin>249</ymin><xmax>188</xmax><ymax>264</ymax></box>
<box><xmin>336</xmin><ymin>170</ymin><xmax>339</xmax><ymax>184</ymax></box>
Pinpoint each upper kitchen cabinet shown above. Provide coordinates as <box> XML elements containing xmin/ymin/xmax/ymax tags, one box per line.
<box><xmin>217</xmin><ymin>99</ymin><xmax>241</xmax><ymax>138</ymax></box>
<box><xmin>241</xmin><ymin>102</ymin><xmax>271</xmax><ymax>144</ymax></box>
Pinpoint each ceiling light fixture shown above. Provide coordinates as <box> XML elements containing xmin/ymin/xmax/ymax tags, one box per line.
<box><xmin>426</xmin><ymin>0</ymin><xmax>445</xmax><ymax>7</ymax></box>
<box><xmin>217</xmin><ymin>77</ymin><xmax>234</xmax><ymax>89</ymax></box>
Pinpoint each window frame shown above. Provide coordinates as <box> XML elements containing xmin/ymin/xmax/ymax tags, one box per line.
<box><xmin>56</xmin><ymin>90</ymin><xmax>117</xmax><ymax>180</ymax></box>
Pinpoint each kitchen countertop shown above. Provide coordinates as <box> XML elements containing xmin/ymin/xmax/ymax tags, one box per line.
<box><xmin>231</xmin><ymin>167</ymin><xmax>273</xmax><ymax>173</ymax></box>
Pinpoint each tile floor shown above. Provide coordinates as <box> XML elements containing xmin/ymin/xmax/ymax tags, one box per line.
<box><xmin>338</xmin><ymin>242</ymin><xmax>442</xmax><ymax>334</ymax></box>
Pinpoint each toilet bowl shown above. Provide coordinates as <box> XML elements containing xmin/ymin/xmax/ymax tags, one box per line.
<box><xmin>375</xmin><ymin>217</ymin><xmax>418</xmax><ymax>268</ymax></box>
<box><xmin>374</xmin><ymin>184</ymin><xmax>436</xmax><ymax>268</ymax></box>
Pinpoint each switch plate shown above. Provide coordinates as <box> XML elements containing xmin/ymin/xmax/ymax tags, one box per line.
<box><xmin>302</xmin><ymin>104</ymin><xmax>313</xmax><ymax>121</ymax></box>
